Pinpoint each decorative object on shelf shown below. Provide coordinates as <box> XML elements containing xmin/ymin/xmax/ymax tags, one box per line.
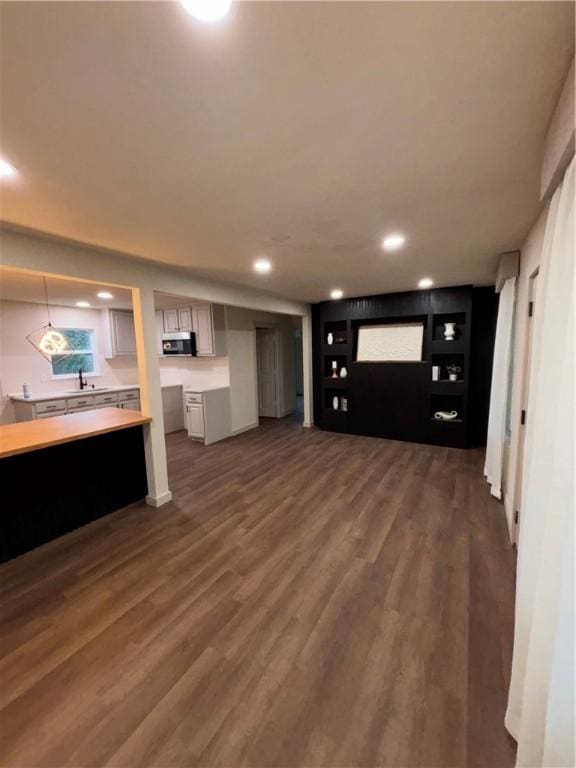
<box><xmin>339</xmin><ymin>366</ymin><xmax>348</xmax><ymax>378</ymax></box>
<box><xmin>434</xmin><ymin>410</ymin><xmax>459</xmax><ymax>421</ymax></box>
<box><xmin>335</xmin><ymin>334</ymin><xmax>347</xmax><ymax>344</ymax></box>
<box><xmin>446</xmin><ymin>364</ymin><xmax>461</xmax><ymax>382</ymax></box>
<box><xmin>443</xmin><ymin>322</ymin><xmax>456</xmax><ymax>341</ymax></box>
<box><xmin>341</xmin><ymin>397</ymin><xmax>348</xmax><ymax>412</ymax></box>
<box><xmin>331</xmin><ymin>361</ymin><xmax>339</xmax><ymax>378</ymax></box>
<box><xmin>432</xmin><ymin>365</ymin><xmax>440</xmax><ymax>381</ymax></box>
<box><xmin>327</xmin><ymin>332</ymin><xmax>334</xmax><ymax>345</ymax></box>
<box><xmin>332</xmin><ymin>395</ymin><xmax>339</xmax><ymax>411</ymax></box>
<box><xmin>26</xmin><ymin>277</ymin><xmax>72</xmax><ymax>364</ymax></box>
<box><xmin>22</xmin><ymin>384</ymin><xmax>30</xmax><ymax>400</ymax></box>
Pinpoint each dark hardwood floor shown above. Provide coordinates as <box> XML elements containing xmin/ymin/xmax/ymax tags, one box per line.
<box><xmin>0</xmin><ymin>416</ymin><xmax>516</xmax><ymax>767</ymax></box>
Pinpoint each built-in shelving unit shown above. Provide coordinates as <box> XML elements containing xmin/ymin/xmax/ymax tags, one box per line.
<box><xmin>321</xmin><ymin>323</ymin><xmax>351</xmax><ymax>428</ymax></box>
<box><xmin>312</xmin><ymin>286</ymin><xmax>476</xmax><ymax>448</ymax></box>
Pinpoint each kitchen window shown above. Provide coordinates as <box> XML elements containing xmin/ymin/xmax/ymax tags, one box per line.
<box><xmin>51</xmin><ymin>328</ymin><xmax>99</xmax><ymax>378</ymax></box>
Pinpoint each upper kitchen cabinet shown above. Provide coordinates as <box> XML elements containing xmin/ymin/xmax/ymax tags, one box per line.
<box><xmin>159</xmin><ymin>303</ymin><xmax>226</xmax><ymax>357</ymax></box>
<box><xmin>163</xmin><ymin>307</ymin><xmax>193</xmax><ymax>333</ymax></box>
<box><xmin>193</xmin><ymin>303</ymin><xmax>227</xmax><ymax>357</ymax></box>
<box><xmin>102</xmin><ymin>309</ymin><xmax>137</xmax><ymax>358</ymax></box>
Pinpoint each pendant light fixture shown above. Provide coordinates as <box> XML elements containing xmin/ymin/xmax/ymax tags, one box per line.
<box><xmin>26</xmin><ymin>277</ymin><xmax>71</xmax><ymax>363</ymax></box>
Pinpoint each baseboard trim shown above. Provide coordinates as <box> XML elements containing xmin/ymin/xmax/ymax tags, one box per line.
<box><xmin>231</xmin><ymin>422</ymin><xmax>259</xmax><ymax>437</ymax></box>
<box><xmin>146</xmin><ymin>491</ymin><xmax>173</xmax><ymax>507</ymax></box>
<box><xmin>303</xmin><ymin>420</ymin><xmax>313</xmax><ymax>428</ymax></box>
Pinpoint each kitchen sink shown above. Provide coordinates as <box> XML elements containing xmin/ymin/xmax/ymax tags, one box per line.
<box><xmin>65</xmin><ymin>387</ymin><xmax>112</xmax><ymax>393</ymax></box>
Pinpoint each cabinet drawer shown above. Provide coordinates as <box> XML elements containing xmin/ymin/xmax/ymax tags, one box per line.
<box><xmin>185</xmin><ymin>393</ymin><xmax>203</xmax><ymax>405</ymax></box>
<box><xmin>94</xmin><ymin>392</ymin><xmax>119</xmax><ymax>405</ymax></box>
<box><xmin>67</xmin><ymin>396</ymin><xmax>95</xmax><ymax>410</ymax></box>
<box><xmin>118</xmin><ymin>389</ymin><xmax>139</xmax><ymax>401</ymax></box>
<box><xmin>35</xmin><ymin>399</ymin><xmax>67</xmax><ymax>414</ymax></box>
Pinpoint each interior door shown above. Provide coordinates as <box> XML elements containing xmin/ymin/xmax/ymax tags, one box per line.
<box><xmin>513</xmin><ymin>269</ymin><xmax>538</xmax><ymax>542</ymax></box>
<box><xmin>256</xmin><ymin>328</ymin><xmax>278</xmax><ymax>418</ymax></box>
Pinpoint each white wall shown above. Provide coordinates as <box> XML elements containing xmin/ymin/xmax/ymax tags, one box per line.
<box><xmin>503</xmin><ymin>203</ymin><xmax>550</xmax><ymax>538</ymax></box>
<box><xmin>159</xmin><ymin>356</ymin><xmax>229</xmax><ymax>390</ymax></box>
<box><xmin>226</xmin><ymin>306</ymin><xmax>296</xmax><ymax>434</ymax></box>
<box><xmin>0</xmin><ymin>299</ymin><xmax>139</xmax><ymax>424</ymax></box>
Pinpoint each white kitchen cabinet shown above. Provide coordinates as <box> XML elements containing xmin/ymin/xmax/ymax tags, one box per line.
<box><xmin>119</xmin><ymin>399</ymin><xmax>141</xmax><ymax>411</ymax></box>
<box><xmin>157</xmin><ymin>304</ymin><xmax>225</xmax><ymax>357</ymax></box>
<box><xmin>103</xmin><ymin>309</ymin><xmax>136</xmax><ymax>358</ymax></box>
<box><xmin>155</xmin><ymin>310</ymin><xmax>164</xmax><ymax>355</ymax></box>
<box><xmin>162</xmin><ymin>306</ymin><xmax>193</xmax><ymax>333</ymax></box>
<box><xmin>67</xmin><ymin>395</ymin><xmax>96</xmax><ymax>411</ymax></box>
<box><xmin>184</xmin><ymin>388</ymin><xmax>231</xmax><ymax>445</ymax></box>
<box><xmin>163</xmin><ymin>308</ymin><xmax>179</xmax><ymax>333</ymax></box>
<box><xmin>11</xmin><ymin>387</ymin><xmax>140</xmax><ymax>421</ymax></box>
<box><xmin>186</xmin><ymin>402</ymin><xmax>205</xmax><ymax>439</ymax></box>
<box><xmin>178</xmin><ymin>307</ymin><xmax>193</xmax><ymax>332</ymax></box>
<box><xmin>191</xmin><ymin>304</ymin><xmax>214</xmax><ymax>356</ymax></box>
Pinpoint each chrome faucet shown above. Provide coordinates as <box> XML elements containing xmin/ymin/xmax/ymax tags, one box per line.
<box><xmin>78</xmin><ymin>368</ymin><xmax>88</xmax><ymax>390</ymax></box>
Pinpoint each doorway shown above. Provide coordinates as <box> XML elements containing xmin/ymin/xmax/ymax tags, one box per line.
<box><xmin>513</xmin><ymin>268</ymin><xmax>539</xmax><ymax>542</ymax></box>
<box><xmin>256</xmin><ymin>327</ymin><xmax>279</xmax><ymax>418</ymax></box>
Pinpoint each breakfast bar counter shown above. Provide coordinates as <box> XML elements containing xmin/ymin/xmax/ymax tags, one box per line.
<box><xmin>0</xmin><ymin>407</ymin><xmax>151</xmax><ymax>458</ymax></box>
<box><xmin>0</xmin><ymin>408</ymin><xmax>151</xmax><ymax>563</ymax></box>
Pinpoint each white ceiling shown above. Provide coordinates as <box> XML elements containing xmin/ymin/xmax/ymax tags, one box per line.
<box><xmin>0</xmin><ymin>267</ymin><xmax>133</xmax><ymax>309</ymax></box>
<box><xmin>0</xmin><ymin>1</ymin><xmax>573</xmax><ymax>303</ymax></box>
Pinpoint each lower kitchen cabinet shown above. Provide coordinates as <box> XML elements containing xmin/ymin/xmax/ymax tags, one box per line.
<box><xmin>11</xmin><ymin>388</ymin><xmax>140</xmax><ymax>421</ymax></box>
<box><xmin>186</xmin><ymin>402</ymin><xmax>205</xmax><ymax>439</ymax></box>
<box><xmin>184</xmin><ymin>388</ymin><xmax>231</xmax><ymax>445</ymax></box>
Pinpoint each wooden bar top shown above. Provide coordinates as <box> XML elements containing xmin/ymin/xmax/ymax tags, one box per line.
<box><xmin>0</xmin><ymin>408</ymin><xmax>151</xmax><ymax>459</ymax></box>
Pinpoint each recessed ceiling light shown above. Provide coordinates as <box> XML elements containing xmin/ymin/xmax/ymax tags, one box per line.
<box><xmin>330</xmin><ymin>289</ymin><xmax>344</xmax><ymax>300</ymax></box>
<box><xmin>179</xmin><ymin>0</ymin><xmax>232</xmax><ymax>22</ymax></box>
<box><xmin>382</xmin><ymin>233</ymin><xmax>406</xmax><ymax>251</ymax></box>
<box><xmin>254</xmin><ymin>259</ymin><xmax>272</xmax><ymax>274</ymax></box>
<box><xmin>0</xmin><ymin>158</ymin><xmax>17</xmax><ymax>178</ymax></box>
<box><xmin>76</xmin><ymin>301</ymin><xmax>91</xmax><ymax>308</ymax></box>
<box><xmin>418</xmin><ymin>278</ymin><xmax>434</xmax><ymax>289</ymax></box>
<box><xmin>97</xmin><ymin>291</ymin><xmax>114</xmax><ymax>300</ymax></box>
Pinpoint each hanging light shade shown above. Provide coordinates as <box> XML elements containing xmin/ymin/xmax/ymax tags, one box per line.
<box><xmin>26</xmin><ymin>277</ymin><xmax>71</xmax><ymax>363</ymax></box>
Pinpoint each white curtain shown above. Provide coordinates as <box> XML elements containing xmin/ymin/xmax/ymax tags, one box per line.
<box><xmin>484</xmin><ymin>276</ymin><xmax>516</xmax><ymax>498</ymax></box>
<box><xmin>505</xmin><ymin>156</ymin><xmax>575</xmax><ymax>767</ymax></box>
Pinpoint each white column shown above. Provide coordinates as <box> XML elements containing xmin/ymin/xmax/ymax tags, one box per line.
<box><xmin>131</xmin><ymin>287</ymin><xmax>172</xmax><ymax>507</ymax></box>
<box><xmin>302</xmin><ymin>308</ymin><xmax>314</xmax><ymax>428</ymax></box>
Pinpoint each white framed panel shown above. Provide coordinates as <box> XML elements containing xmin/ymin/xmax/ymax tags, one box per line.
<box><xmin>356</xmin><ymin>322</ymin><xmax>424</xmax><ymax>362</ymax></box>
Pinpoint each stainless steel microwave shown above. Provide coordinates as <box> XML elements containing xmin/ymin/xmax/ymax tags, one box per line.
<box><xmin>162</xmin><ymin>332</ymin><xmax>197</xmax><ymax>356</ymax></box>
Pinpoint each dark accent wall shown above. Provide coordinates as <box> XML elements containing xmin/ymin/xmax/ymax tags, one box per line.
<box><xmin>312</xmin><ymin>285</ymin><xmax>497</xmax><ymax>449</ymax></box>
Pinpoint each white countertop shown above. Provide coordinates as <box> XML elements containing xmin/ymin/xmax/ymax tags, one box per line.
<box><xmin>9</xmin><ymin>384</ymin><xmax>140</xmax><ymax>403</ymax></box>
<box><xmin>9</xmin><ymin>382</ymin><xmax>228</xmax><ymax>403</ymax></box>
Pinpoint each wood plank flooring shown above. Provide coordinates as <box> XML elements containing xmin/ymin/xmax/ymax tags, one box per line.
<box><xmin>0</xmin><ymin>417</ymin><xmax>517</xmax><ymax>767</ymax></box>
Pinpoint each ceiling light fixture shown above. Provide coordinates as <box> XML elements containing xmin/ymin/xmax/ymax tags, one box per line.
<box><xmin>418</xmin><ymin>278</ymin><xmax>434</xmax><ymax>289</ymax></box>
<box><xmin>254</xmin><ymin>258</ymin><xmax>272</xmax><ymax>274</ymax></box>
<box><xmin>179</xmin><ymin>0</ymin><xmax>232</xmax><ymax>22</ymax></box>
<box><xmin>382</xmin><ymin>233</ymin><xmax>406</xmax><ymax>251</ymax></box>
<box><xmin>97</xmin><ymin>291</ymin><xmax>114</xmax><ymax>300</ymax></box>
<box><xmin>76</xmin><ymin>301</ymin><xmax>91</xmax><ymax>308</ymax></box>
<box><xmin>0</xmin><ymin>158</ymin><xmax>17</xmax><ymax>178</ymax></box>
<box><xmin>330</xmin><ymin>289</ymin><xmax>344</xmax><ymax>300</ymax></box>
